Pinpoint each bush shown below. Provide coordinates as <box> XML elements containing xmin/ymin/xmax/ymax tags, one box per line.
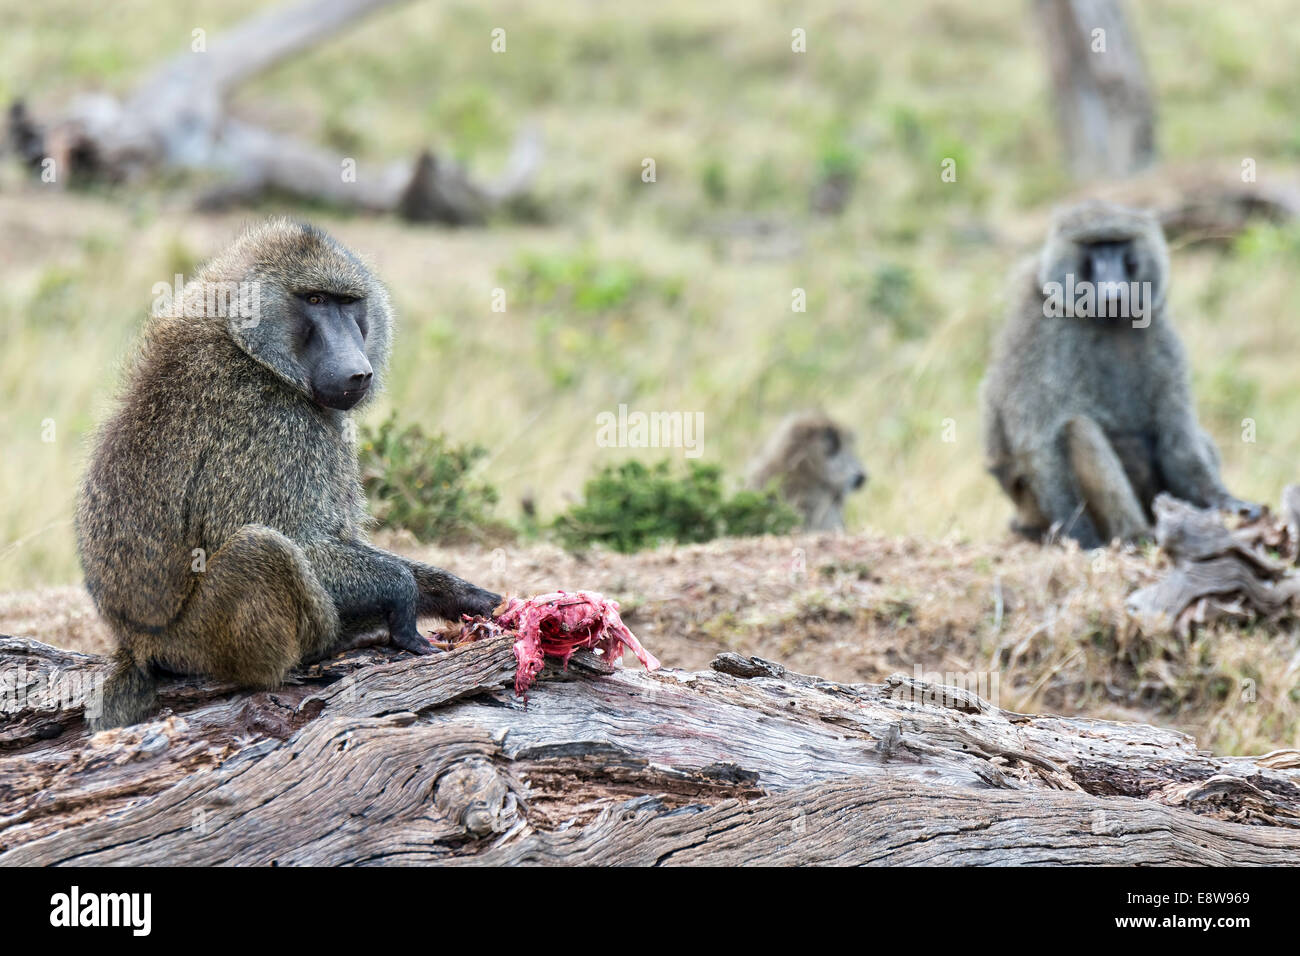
<box><xmin>358</xmin><ymin>414</ymin><xmax>511</xmax><ymax>544</ymax></box>
<box><xmin>552</xmin><ymin>459</ymin><xmax>799</xmax><ymax>553</ymax></box>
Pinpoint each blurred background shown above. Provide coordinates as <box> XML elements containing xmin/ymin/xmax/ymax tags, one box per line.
<box><xmin>5</xmin><ymin>0</ymin><xmax>1300</xmax><ymax>586</ymax></box>
<box><xmin>5</xmin><ymin>0</ymin><xmax>1300</xmax><ymax>754</ymax></box>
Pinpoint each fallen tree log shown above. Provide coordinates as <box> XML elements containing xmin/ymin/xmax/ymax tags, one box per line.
<box><xmin>1</xmin><ymin>635</ymin><xmax>1298</xmax><ymax>865</ymax></box>
<box><xmin>1067</xmin><ymin>164</ymin><xmax>1300</xmax><ymax>248</ymax></box>
<box><xmin>5</xmin><ymin>0</ymin><xmax>541</xmax><ymax>224</ymax></box>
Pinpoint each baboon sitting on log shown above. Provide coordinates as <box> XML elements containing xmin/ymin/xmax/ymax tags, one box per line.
<box><xmin>77</xmin><ymin>219</ymin><xmax>501</xmax><ymax>728</ymax></box>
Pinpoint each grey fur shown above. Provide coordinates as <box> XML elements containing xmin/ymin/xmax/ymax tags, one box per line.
<box><xmin>980</xmin><ymin>201</ymin><xmax>1257</xmax><ymax>548</ymax></box>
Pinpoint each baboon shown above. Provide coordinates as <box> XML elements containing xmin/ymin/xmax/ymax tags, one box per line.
<box><xmin>77</xmin><ymin>219</ymin><xmax>501</xmax><ymax>729</ymax></box>
<box><xmin>980</xmin><ymin>200</ymin><xmax>1258</xmax><ymax>548</ymax></box>
<box><xmin>747</xmin><ymin>412</ymin><xmax>867</xmax><ymax>532</ymax></box>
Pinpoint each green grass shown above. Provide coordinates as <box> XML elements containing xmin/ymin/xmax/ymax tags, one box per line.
<box><xmin>3</xmin><ymin>0</ymin><xmax>1300</xmax><ymax>585</ymax></box>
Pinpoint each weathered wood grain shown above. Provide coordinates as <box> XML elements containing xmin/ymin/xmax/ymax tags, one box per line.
<box><xmin>2</xmin><ymin>634</ymin><xmax>1298</xmax><ymax>865</ymax></box>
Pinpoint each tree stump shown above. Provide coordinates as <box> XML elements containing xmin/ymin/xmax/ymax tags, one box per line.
<box><xmin>1035</xmin><ymin>0</ymin><xmax>1157</xmax><ymax>180</ymax></box>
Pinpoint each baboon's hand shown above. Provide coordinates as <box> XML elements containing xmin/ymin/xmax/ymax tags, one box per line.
<box><xmin>1227</xmin><ymin>496</ymin><xmax>1258</xmax><ymax>520</ymax></box>
<box><xmin>1221</xmin><ymin>496</ymin><xmax>1264</xmax><ymax>521</ymax></box>
<box><xmin>460</xmin><ymin>585</ymin><xmax>503</xmax><ymax>619</ymax></box>
<box><xmin>391</xmin><ymin>628</ymin><xmax>435</xmax><ymax>655</ymax></box>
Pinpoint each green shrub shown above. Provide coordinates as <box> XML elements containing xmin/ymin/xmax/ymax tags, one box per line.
<box><xmin>358</xmin><ymin>414</ymin><xmax>511</xmax><ymax>544</ymax></box>
<box><xmin>552</xmin><ymin>459</ymin><xmax>799</xmax><ymax>553</ymax></box>
<box><xmin>700</xmin><ymin>158</ymin><xmax>729</xmax><ymax>204</ymax></box>
<box><xmin>867</xmin><ymin>262</ymin><xmax>928</xmax><ymax>340</ymax></box>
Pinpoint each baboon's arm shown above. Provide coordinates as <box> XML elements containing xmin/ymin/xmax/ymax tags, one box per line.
<box><xmin>1153</xmin><ymin>401</ymin><xmax>1231</xmax><ymax>509</ymax></box>
<box><xmin>303</xmin><ymin>540</ymin><xmax>501</xmax><ymax>653</ymax></box>
<box><xmin>1157</xmin><ymin>421</ymin><xmax>1262</xmax><ymax>517</ymax></box>
<box><xmin>403</xmin><ymin>558</ymin><xmax>501</xmax><ymax>620</ymax></box>
<box><xmin>303</xmin><ymin>539</ymin><xmax>430</xmax><ymax>655</ymax></box>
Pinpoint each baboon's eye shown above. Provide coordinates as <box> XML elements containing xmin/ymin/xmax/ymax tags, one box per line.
<box><xmin>306</xmin><ymin>294</ymin><xmax>324</xmax><ymax>306</ymax></box>
<box><xmin>824</xmin><ymin>428</ymin><xmax>841</xmax><ymax>455</ymax></box>
<box><xmin>1124</xmin><ymin>251</ymin><xmax>1138</xmax><ymax>275</ymax></box>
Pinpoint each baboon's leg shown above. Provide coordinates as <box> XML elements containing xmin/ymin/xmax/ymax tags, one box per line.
<box><xmin>990</xmin><ymin>411</ymin><xmax>1054</xmax><ymax>540</ymax></box>
<box><xmin>1009</xmin><ymin>479</ymin><xmax>1050</xmax><ymax>539</ymax></box>
<box><xmin>158</xmin><ymin>524</ymin><xmax>339</xmax><ymax>685</ymax></box>
<box><xmin>91</xmin><ymin>648</ymin><xmax>160</xmax><ymax>730</ymax></box>
<box><xmin>990</xmin><ymin>460</ymin><xmax>1050</xmax><ymax>539</ymax></box>
<box><xmin>1108</xmin><ymin>433</ymin><xmax>1159</xmax><ymax>515</ymax></box>
<box><xmin>1064</xmin><ymin>416</ymin><xmax>1151</xmax><ymax>544</ymax></box>
<box><xmin>1024</xmin><ymin>443</ymin><xmax>1105</xmax><ymax>549</ymax></box>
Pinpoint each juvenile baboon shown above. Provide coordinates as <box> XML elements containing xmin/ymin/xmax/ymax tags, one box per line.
<box><xmin>980</xmin><ymin>200</ymin><xmax>1258</xmax><ymax>548</ymax></box>
<box><xmin>747</xmin><ymin>412</ymin><xmax>867</xmax><ymax>532</ymax></box>
<box><xmin>78</xmin><ymin>219</ymin><xmax>500</xmax><ymax>728</ymax></box>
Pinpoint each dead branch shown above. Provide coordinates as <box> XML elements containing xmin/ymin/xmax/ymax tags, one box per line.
<box><xmin>5</xmin><ymin>0</ymin><xmax>541</xmax><ymax>225</ymax></box>
<box><xmin>1127</xmin><ymin>489</ymin><xmax>1300</xmax><ymax>635</ymax></box>
<box><xmin>1035</xmin><ymin>0</ymin><xmax>1157</xmax><ymax>180</ymax></box>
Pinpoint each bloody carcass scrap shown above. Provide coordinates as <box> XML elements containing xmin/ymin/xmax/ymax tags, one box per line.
<box><xmin>447</xmin><ymin>590</ymin><xmax>660</xmax><ymax>695</ymax></box>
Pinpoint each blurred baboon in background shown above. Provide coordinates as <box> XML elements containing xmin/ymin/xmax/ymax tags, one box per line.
<box><xmin>748</xmin><ymin>412</ymin><xmax>867</xmax><ymax>532</ymax></box>
<box><xmin>981</xmin><ymin>200</ymin><xmax>1259</xmax><ymax>549</ymax></box>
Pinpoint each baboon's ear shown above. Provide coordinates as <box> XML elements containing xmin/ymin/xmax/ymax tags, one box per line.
<box><xmin>228</xmin><ymin>302</ymin><xmax>314</xmax><ymax>400</ymax></box>
<box><xmin>1138</xmin><ymin>222</ymin><xmax>1171</xmax><ymax>311</ymax></box>
<box><xmin>358</xmin><ymin>284</ymin><xmax>393</xmax><ymax>401</ymax></box>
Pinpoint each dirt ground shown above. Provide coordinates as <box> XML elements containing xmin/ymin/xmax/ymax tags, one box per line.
<box><xmin>4</xmin><ymin>530</ymin><xmax>1296</xmax><ymax>755</ymax></box>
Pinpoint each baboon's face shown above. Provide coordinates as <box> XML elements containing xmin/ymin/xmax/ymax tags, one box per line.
<box><xmin>1060</xmin><ymin>236</ymin><xmax>1157</xmax><ymax>313</ymax></box>
<box><xmin>292</xmin><ymin>290</ymin><xmax>374</xmax><ymax>410</ymax></box>
<box><xmin>1038</xmin><ymin>202</ymin><xmax>1169</xmax><ymax>319</ymax></box>
<box><xmin>818</xmin><ymin>426</ymin><xmax>868</xmax><ymax>497</ymax></box>
<box><xmin>217</xmin><ymin>221</ymin><xmax>391</xmax><ymax>411</ymax></box>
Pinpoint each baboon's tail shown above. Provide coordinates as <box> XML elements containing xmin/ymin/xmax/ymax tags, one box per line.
<box><xmin>90</xmin><ymin>649</ymin><xmax>158</xmax><ymax>730</ymax></box>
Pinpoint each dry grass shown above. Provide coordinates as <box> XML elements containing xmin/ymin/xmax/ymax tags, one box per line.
<box><xmin>5</xmin><ymin>1</ymin><xmax>1300</xmax><ymax>586</ymax></box>
<box><xmin>3</xmin><ymin>2</ymin><xmax>1300</xmax><ymax>760</ymax></box>
<box><xmin>6</xmin><ymin>531</ymin><xmax>1297</xmax><ymax>756</ymax></box>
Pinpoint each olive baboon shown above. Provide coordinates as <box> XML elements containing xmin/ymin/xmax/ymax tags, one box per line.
<box><xmin>980</xmin><ymin>200</ymin><xmax>1258</xmax><ymax>548</ymax></box>
<box><xmin>78</xmin><ymin>219</ymin><xmax>500</xmax><ymax>729</ymax></box>
<box><xmin>747</xmin><ymin>413</ymin><xmax>867</xmax><ymax>532</ymax></box>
